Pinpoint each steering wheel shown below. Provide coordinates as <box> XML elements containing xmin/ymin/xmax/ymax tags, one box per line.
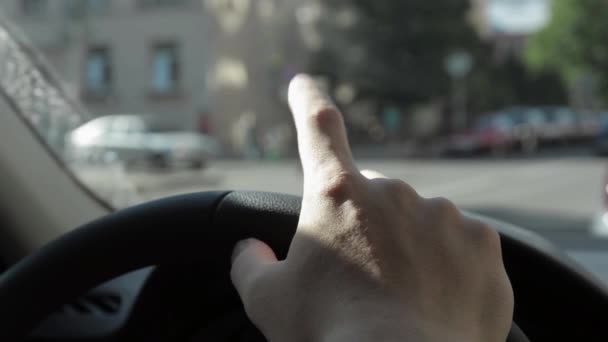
<box><xmin>1</xmin><ymin>191</ymin><xmax>608</xmax><ymax>341</ymax></box>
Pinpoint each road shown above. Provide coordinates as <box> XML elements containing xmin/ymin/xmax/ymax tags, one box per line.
<box><xmin>130</xmin><ymin>156</ymin><xmax>605</xmax><ymax>237</ymax></box>
<box><xmin>75</xmin><ymin>151</ymin><xmax>608</xmax><ymax>282</ymax></box>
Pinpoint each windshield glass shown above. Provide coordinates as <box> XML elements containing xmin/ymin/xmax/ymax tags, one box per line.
<box><xmin>2</xmin><ymin>0</ymin><xmax>608</xmax><ymax>279</ymax></box>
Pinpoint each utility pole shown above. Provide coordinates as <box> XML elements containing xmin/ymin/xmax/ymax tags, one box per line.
<box><xmin>444</xmin><ymin>50</ymin><xmax>473</xmax><ymax>132</ymax></box>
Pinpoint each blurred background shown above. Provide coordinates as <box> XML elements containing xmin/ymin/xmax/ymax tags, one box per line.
<box><xmin>2</xmin><ymin>0</ymin><xmax>608</xmax><ymax>275</ymax></box>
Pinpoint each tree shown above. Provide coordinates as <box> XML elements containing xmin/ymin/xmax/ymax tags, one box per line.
<box><xmin>309</xmin><ymin>0</ymin><xmax>482</xmax><ymax>106</ymax></box>
<box><xmin>306</xmin><ymin>0</ymin><xmax>568</xmax><ymax>139</ymax></box>
<box><xmin>525</xmin><ymin>0</ymin><xmax>608</xmax><ymax>103</ymax></box>
<box><xmin>468</xmin><ymin>56</ymin><xmax>567</xmax><ymax>113</ymax></box>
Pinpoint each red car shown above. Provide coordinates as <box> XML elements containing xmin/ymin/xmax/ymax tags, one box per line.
<box><xmin>445</xmin><ymin>113</ymin><xmax>517</xmax><ymax>155</ymax></box>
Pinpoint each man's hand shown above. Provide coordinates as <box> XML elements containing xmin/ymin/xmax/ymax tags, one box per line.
<box><xmin>230</xmin><ymin>74</ymin><xmax>514</xmax><ymax>342</ymax></box>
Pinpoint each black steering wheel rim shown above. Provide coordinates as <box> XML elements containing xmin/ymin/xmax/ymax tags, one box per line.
<box><xmin>0</xmin><ymin>191</ymin><xmax>607</xmax><ymax>341</ymax></box>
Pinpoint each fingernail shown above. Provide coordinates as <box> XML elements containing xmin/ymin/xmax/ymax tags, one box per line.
<box><xmin>231</xmin><ymin>238</ymin><xmax>254</xmax><ymax>263</ymax></box>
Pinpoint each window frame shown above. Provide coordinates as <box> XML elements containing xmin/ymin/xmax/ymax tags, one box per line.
<box><xmin>83</xmin><ymin>45</ymin><xmax>113</xmax><ymax>98</ymax></box>
<box><xmin>21</xmin><ymin>0</ymin><xmax>49</xmax><ymax>17</ymax></box>
<box><xmin>149</xmin><ymin>41</ymin><xmax>181</xmax><ymax>96</ymax></box>
<box><xmin>136</xmin><ymin>0</ymin><xmax>192</xmax><ymax>10</ymax></box>
<box><xmin>84</xmin><ymin>0</ymin><xmax>112</xmax><ymax>15</ymax></box>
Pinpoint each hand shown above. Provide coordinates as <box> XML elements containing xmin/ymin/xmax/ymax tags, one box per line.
<box><xmin>230</xmin><ymin>74</ymin><xmax>514</xmax><ymax>342</ymax></box>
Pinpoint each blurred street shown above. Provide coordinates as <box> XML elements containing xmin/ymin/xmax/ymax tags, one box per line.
<box><xmin>74</xmin><ymin>145</ymin><xmax>608</xmax><ymax>282</ymax></box>
<box><xmin>5</xmin><ymin>0</ymin><xmax>608</xmax><ymax>297</ymax></box>
<box><xmin>126</xmin><ymin>147</ymin><xmax>605</xmax><ymax>240</ymax></box>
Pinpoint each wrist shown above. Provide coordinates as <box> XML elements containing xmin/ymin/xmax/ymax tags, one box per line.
<box><xmin>318</xmin><ymin>313</ymin><xmax>482</xmax><ymax>342</ymax></box>
<box><xmin>317</xmin><ymin>309</ymin><xmax>412</xmax><ymax>342</ymax></box>
<box><xmin>320</xmin><ymin>325</ymin><xmax>409</xmax><ymax>342</ymax></box>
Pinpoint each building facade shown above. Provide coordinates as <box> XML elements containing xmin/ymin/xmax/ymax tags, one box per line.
<box><xmin>3</xmin><ymin>0</ymin><xmax>212</xmax><ymax>130</ymax></box>
<box><xmin>1</xmin><ymin>0</ymin><xmax>309</xmax><ymax>155</ymax></box>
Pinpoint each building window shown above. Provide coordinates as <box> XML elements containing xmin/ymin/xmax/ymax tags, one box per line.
<box><xmin>137</xmin><ymin>0</ymin><xmax>190</xmax><ymax>9</ymax></box>
<box><xmin>85</xmin><ymin>0</ymin><xmax>110</xmax><ymax>14</ymax></box>
<box><xmin>151</xmin><ymin>43</ymin><xmax>180</xmax><ymax>94</ymax></box>
<box><xmin>64</xmin><ymin>0</ymin><xmax>110</xmax><ymax>19</ymax></box>
<box><xmin>85</xmin><ymin>46</ymin><xmax>112</xmax><ymax>95</ymax></box>
<box><xmin>22</xmin><ymin>0</ymin><xmax>48</xmax><ymax>16</ymax></box>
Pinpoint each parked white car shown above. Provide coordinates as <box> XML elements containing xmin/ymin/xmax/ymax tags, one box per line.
<box><xmin>65</xmin><ymin>115</ymin><xmax>219</xmax><ymax>169</ymax></box>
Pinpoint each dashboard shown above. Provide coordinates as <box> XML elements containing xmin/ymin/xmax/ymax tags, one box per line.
<box><xmin>28</xmin><ymin>268</ymin><xmax>154</xmax><ymax>341</ymax></box>
<box><xmin>27</xmin><ymin>265</ymin><xmax>265</xmax><ymax>342</ymax></box>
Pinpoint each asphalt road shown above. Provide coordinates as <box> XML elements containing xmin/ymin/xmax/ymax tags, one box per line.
<box><xmin>131</xmin><ymin>155</ymin><xmax>605</xmax><ymax>238</ymax></box>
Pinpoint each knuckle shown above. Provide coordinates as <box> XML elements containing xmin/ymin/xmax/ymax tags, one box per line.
<box><xmin>320</xmin><ymin>171</ymin><xmax>358</xmax><ymax>200</ymax></box>
<box><xmin>384</xmin><ymin>179</ymin><xmax>418</xmax><ymax>197</ymax></box>
<box><xmin>310</xmin><ymin>104</ymin><xmax>342</xmax><ymax>131</ymax></box>
<box><xmin>368</xmin><ymin>178</ymin><xmax>421</xmax><ymax>209</ymax></box>
<box><xmin>428</xmin><ymin>196</ymin><xmax>461</xmax><ymax>219</ymax></box>
<box><xmin>470</xmin><ymin>221</ymin><xmax>502</xmax><ymax>251</ymax></box>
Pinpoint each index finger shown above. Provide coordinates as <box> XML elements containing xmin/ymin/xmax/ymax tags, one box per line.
<box><xmin>288</xmin><ymin>74</ymin><xmax>357</xmax><ymax>184</ymax></box>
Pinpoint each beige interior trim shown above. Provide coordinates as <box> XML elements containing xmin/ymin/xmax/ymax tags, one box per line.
<box><xmin>0</xmin><ymin>99</ymin><xmax>108</xmax><ymax>263</ymax></box>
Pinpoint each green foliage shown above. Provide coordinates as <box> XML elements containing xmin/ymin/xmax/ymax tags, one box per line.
<box><xmin>310</xmin><ymin>0</ymin><xmax>480</xmax><ymax>105</ymax></box>
<box><xmin>469</xmin><ymin>55</ymin><xmax>568</xmax><ymax>113</ymax></box>
<box><xmin>308</xmin><ymin>0</ymin><xmax>569</xmax><ymax>135</ymax></box>
<box><xmin>526</xmin><ymin>0</ymin><xmax>608</xmax><ymax>101</ymax></box>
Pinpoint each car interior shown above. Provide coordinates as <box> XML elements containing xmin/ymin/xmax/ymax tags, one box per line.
<box><xmin>2</xmin><ymin>165</ymin><xmax>608</xmax><ymax>341</ymax></box>
<box><xmin>2</xmin><ymin>97</ymin><xmax>608</xmax><ymax>341</ymax></box>
<box><xmin>1</xmin><ymin>0</ymin><xmax>608</xmax><ymax>341</ymax></box>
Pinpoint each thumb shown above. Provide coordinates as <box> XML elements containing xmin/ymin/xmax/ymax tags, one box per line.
<box><xmin>230</xmin><ymin>238</ymin><xmax>278</xmax><ymax>302</ymax></box>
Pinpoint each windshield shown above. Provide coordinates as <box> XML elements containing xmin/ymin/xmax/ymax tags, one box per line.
<box><xmin>2</xmin><ymin>0</ymin><xmax>608</xmax><ymax>278</ymax></box>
